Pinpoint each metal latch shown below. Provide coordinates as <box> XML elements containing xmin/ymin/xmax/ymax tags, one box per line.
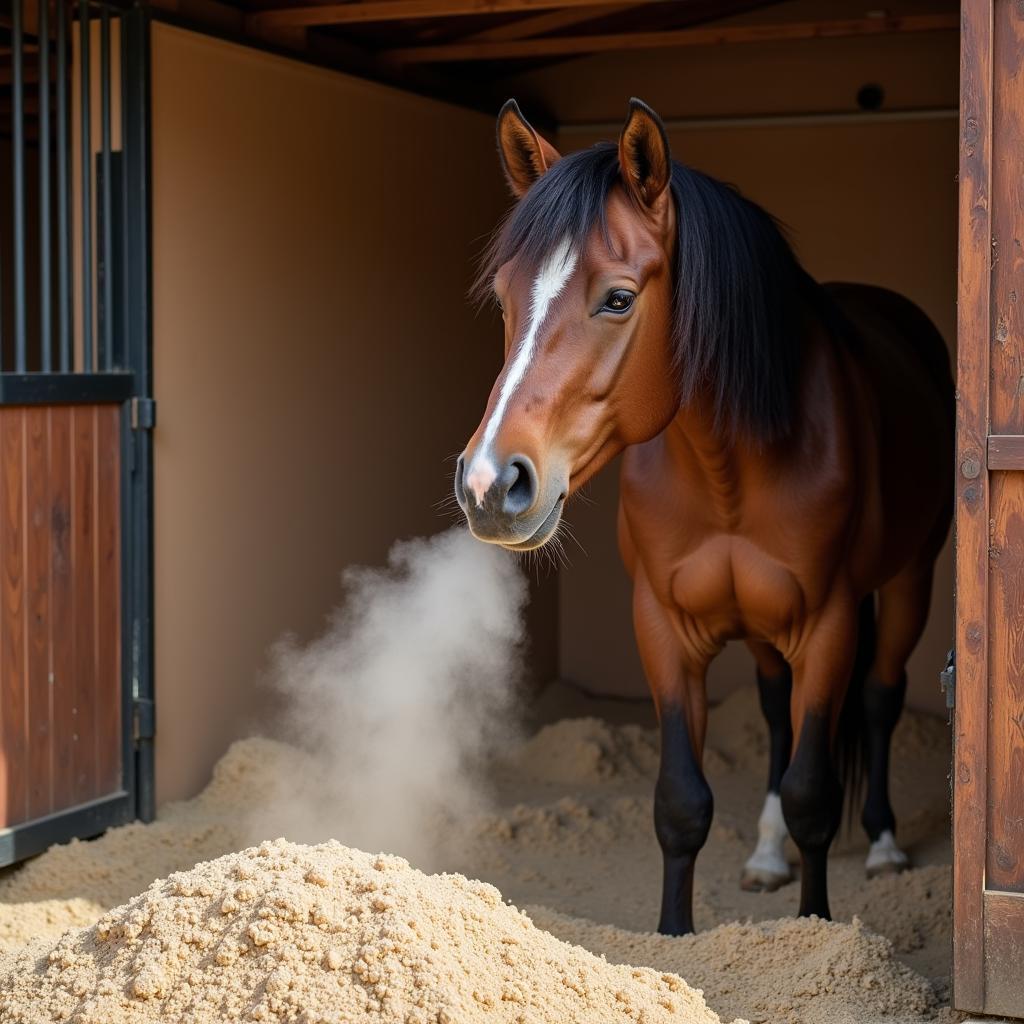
<box><xmin>940</xmin><ymin>648</ymin><xmax>955</xmax><ymax>721</ymax></box>
<box><xmin>133</xmin><ymin>698</ymin><xmax>155</xmax><ymax>741</ymax></box>
<box><xmin>130</xmin><ymin>397</ymin><xmax>156</xmax><ymax>430</ymax></box>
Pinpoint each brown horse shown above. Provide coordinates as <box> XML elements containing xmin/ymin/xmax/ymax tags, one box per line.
<box><xmin>455</xmin><ymin>98</ymin><xmax>953</xmax><ymax>934</ymax></box>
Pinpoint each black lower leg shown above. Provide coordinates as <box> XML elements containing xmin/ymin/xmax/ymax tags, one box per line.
<box><xmin>780</xmin><ymin>711</ymin><xmax>841</xmax><ymax>919</ymax></box>
<box><xmin>861</xmin><ymin>673</ymin><xmax>907</xmax><ymax>840</ymax></box>
<box><xmin>655</xmin><ymin>705</ymin><xmax>713</xmax><ymax>936</ymax></box>
<box><xmin>757</xmin><ymin>665</ymin><xmax>793</xmax><ymax>794</ymax></box>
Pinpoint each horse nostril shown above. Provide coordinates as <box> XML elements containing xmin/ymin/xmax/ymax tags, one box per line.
<box><xmin>454</xmin><ymin>455</ymin><xmax>468</xmax><ymax>509</ymax></box>
<box><xmin>503</xmin><ymin>457</ymin><xmax>537</xmax><ymax>517</ymax></box>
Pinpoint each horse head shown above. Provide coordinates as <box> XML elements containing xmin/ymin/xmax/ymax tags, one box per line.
<box><xmin>455</xmin><ymin>99</ymin><xmax>680</xmax><ymax>550</ymax></box>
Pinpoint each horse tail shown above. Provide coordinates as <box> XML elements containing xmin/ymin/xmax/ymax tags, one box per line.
<box><xmin>836</xmin><ymin>593</ymin><xmax>876</xmax><ymax>829</ymax></box>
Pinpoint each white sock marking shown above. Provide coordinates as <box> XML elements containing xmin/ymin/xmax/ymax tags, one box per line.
<box><xmin>466</xmin><ymin>237</ymin><xmax>577</xmax><ymax>506</ymax></box>
<box><xmin>744</xmin><ymin>792</ymin><xmax>792</xmax><ymax>881</ymax></box>
<box><xmin>866</xmin><ymin>829</ymin><xmax>908</xmax><ymax>873</ymax></box>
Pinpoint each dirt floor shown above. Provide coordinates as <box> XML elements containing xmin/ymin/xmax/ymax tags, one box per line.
<box><xmin>0</xmin><ymin>682</ymin><xmax>957</xmax><ymax>1024</ymax></box>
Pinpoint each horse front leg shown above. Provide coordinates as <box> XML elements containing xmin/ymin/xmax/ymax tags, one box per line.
<box><xmin>782</xmin><ymin>598</ymin><xmax>858</xmax><ymax>919</ymax></box>
<box><xmin>633</xmin><ymin>571</ymin><xmax>713</xmax><ymax>935</ymax></box>
<box><xmin>741</xmin><ymin>641</ymin><xmax>794</xmax><ymax>892</ymax></box>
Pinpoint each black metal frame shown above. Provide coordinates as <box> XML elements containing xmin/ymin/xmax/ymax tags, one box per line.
<box><xmin>0</xmin><ymin>1</ymin><xmax>154</xmax><ymax>864</ymax></box>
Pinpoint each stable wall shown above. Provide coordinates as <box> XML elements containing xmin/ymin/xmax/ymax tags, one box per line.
<box><xmin>503</xmin><ymin>17</ymin><xmax>959</xmax><ymax>714</ymax></box>
<box><xmin>150</xmin><ymin>26</ymin><xmax>550</xmax><ymax>804</ymax></box>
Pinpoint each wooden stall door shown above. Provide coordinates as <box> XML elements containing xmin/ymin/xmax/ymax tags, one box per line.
<box><xmin>954</xmin><ymin>0</ymin><xmax>1024</xmax><ymax>1016</ymax></box>
<box><xmin>0</xmin><ymin>399</ymin><xmax>135</xmax><ymax>864</ymax></box>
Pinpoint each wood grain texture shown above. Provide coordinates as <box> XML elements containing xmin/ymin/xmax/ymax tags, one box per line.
<box><xmin>987</xmin><ymin>433</ymin><xmax>1024</xmax><ymax>468</ymax></box>
<box><xmin>0</xmin><ymin>403</ymin><xmax>123</xmax><ymax>829</ymax></box>
<box><xmin>25</xmin><ymin>407</ymin><xmax>52</xmax><ymax>821</ymax></box>
<box><xmin>988</xmin><ymin>0</ymin><xmax>1024</xmax><ymax>436</ymax></box>
<box><xmin>49</xmin><ymin>406</ymin><xmax>76</xmax><ymax>811</ymax></box>
<box><xmin>1</xmin><ymin>410</ymin><xmax>28</xmax><ymax>826</ymax></box>
<box><xmin>95</xmin><ymin>406</ymin><xmax>121</xmax><ymax>796</ymax></box>
<box><xmin>71</xmin><ymin>406</ymin><xmax>98</xmax><ymax>805</ymax></box>
<box><xmin>247</xmin><ymin>0</ymin><xmax>670</xmax><ymax>29</ymax></box>
<box><xmin>987</xmin><ymin>470</ymin><xmax>1024</xmax><ymax>895</ymax></box>
<box><xmin>459</xmin><ymin>3</ymin><xmax>633</xmax><ymax>43</ymax></box>
<box><xmin>983</xmin><ymin>891</ymin><xmax>1024</xmax><ymax>1017</ymax></box>
<box><xmin>953</xmin><ymin>0</ymin><xmax>993</xmax><ymax>1012</ymax></box>
<box><xmin>383</xmin><ymin>13</ymin><xmax>960</xmax><ymax>63</ymax></box>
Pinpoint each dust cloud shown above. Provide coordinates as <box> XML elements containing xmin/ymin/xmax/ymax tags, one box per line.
<box><xmin>247</xmin><ymin>527</ymin><xmax>529</xmax><ymax>869</ymax></box>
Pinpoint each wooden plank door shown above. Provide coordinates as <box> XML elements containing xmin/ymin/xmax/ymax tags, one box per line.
<box><xmin>0</xmin><ymin>404</ymin><xmax>124</xmax><ymax>828</ymax></box>
<box><xmin>954</xmin><ymin>0</ymin><xmax>1024</xmax><ymax>1015</ymax></box>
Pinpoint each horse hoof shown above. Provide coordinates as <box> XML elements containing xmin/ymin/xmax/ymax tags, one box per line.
<box><xmin>740</xmin><ymin>866</ymin><xmax>793</xmax><ymax>892</ymax></box>
<box><xmin>865</xmin><ymin>829</ymin><xmax>909</xmax><ymax>879</ymax></box>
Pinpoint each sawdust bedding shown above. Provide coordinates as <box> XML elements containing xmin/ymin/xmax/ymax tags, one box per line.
<box><xmin>0</xmin><ymin>687</ymin><xmax>959</xmax><ymax>1024</ymax></box>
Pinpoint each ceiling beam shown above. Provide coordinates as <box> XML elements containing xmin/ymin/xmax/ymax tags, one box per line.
<box><xmin>147</xmin><ymin>0</ymin><xmax>245</xmax><ymax>34</ymax></box>
<box><xmin>383</xmin><ymin>11</ymin><xmax>960</xmax><ymax>63</ymax></box>
<box><xmin>246</xmin><ymin>0</ymin><xmax>673</xmax><ymax>31</ymax></box>
<box><xmin>459</xmin><ymin>3</ymin><xmax>634</xmax><ymax>43</ymax></box>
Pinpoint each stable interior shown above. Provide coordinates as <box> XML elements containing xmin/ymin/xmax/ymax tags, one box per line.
<box><xmin>146</xmin><ymin>1</ymin><xmax>959</xmax><ymax>803</ymax></box>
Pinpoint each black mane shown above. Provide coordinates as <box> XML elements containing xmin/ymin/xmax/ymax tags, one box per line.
<box><xmin>476</xmin><ymin>142</ymin><xmax>822</xmax><ymax>442</ymax></box>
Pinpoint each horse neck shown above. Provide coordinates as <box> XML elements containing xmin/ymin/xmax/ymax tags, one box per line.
<box><xmin>667</xmin><ymin>395</ymin><xmax>747</xmax><ymax>527</ymax></box>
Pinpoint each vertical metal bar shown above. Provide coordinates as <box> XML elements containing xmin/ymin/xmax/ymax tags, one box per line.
<box><xmin>40</xmin><ymin>0</ymin><xmax>53</xmax><ymax>372</ymax></box>
<box><xmin>57</xmin><ymin>0</ymin><xmax>72</xmax><ymax>372</ymax></box>
<box><xmin>81</xmin><ymin>0</ymin><xmax>94</xmax><ymax>371</ymax></box>
<box><xmin>12</xmin><ymin>0</ymin><xmax>28</xmax><ymax>371</ymax></box>
<box><xmin>100</xmin><ymin>5</ymin><xmax>113</xmax><ymax>371</ymax></box>
<box><xmin>122</xmin><ymin>7</ymin><xmax>155</xmax><ymax>822</ymax></box>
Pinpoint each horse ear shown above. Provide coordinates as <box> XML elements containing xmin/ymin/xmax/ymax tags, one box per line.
<box><xmin>497</xmin><ymin>99</ymin><xmax>561</xmax><ymax>198</ymax></box>
<box><xmin>618</xmin><ymin>98</ymin><xmax>672</xmax><ymax>209</ymax></box>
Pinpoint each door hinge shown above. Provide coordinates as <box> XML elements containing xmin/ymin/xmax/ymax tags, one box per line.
<box><xmin>130</xmin><ymin>396</ymin><xmax>156</xmax><ymax>430</ymax></box>
<box><xmin>940</xmin><ymin>648</ymin><xmax>955</xmax><ymax>721</ymax></box>
<box><xmin>133</xmin><ymin>697</ymin><xmax>155</xmax><ymax>741</ymax></box>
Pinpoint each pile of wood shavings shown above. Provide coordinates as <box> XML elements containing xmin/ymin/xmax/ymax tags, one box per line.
<box><xmin>527</xmin><ymin>906</ymin><xmax>936</xmax><ymax>1024</ymax></box>
<box><xmin>0</xmin><ymin>839</ymin><xmax>732</xmax><ymax>1024</ymax></box>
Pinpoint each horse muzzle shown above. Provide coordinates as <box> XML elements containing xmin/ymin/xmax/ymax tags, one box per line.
<box><xmin>454</xmin><ymin>452</ymin><xmax>565</xmax><ymax>550</ymax></box>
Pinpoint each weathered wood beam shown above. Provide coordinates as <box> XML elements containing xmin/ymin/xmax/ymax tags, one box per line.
<box><xmin>147</xmin><ymin>0</ymin><xmax>245</xmax><ymax>34</ymax></box>
<box><xmin>246</xmin><ymin>0</ymin><xmax>667</xmax><ymax>31</ymax></box>
<box><xmin>460</xmin><ymin>3</ymin><xmax>634</xmax><ymax>43</ymax></box>
<box><xmin>383</xmin><ymin>12</ymin><xmax>960</xmax><ymax>63</ymax></box>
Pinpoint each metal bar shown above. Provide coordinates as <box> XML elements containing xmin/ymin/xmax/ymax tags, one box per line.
<box><xmin>81</xmin><ymin>0</ymin><xmax>94</xmax><ymax>372</ymax></box>
<box><xmin>0</xmin><ymin>790</ymin><xmax>133</xmax><ymax>867</ymax></box>
<box><xmin>100</xmin><ymin>5</ymin><xmax>113</xmax><ymax>370</ymax></box>
<box><xmin>57</xmin><ymin>0</ymin><xmax>72</xmax><ymax>372</ymax></box>
<box><xmin>40</xmin><ymin>0</ymin><xmax>53</xmax><ymax>372</ymax></box>
<box><xmin>122</xmin><ymin>7</ymin><xmax>155</xmax><ymax>822</ymax></box>
<box><xmin>12</xmin><ymin>0</ymin><xmax>28</xmax><ymax>371</ymax></box>
<box><xmin>559</xmin><ymin>107</ymin><xmax>960</xmax><ymax>136</ymax></box>
<box><xmin>0</xmin><ymin>372</ymin><xmax>134</xmax><ymax>405</ymax></box>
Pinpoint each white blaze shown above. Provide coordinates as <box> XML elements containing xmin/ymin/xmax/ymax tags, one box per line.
<box><xmin>465</xmin><ymin>237</ymin><xmax>578</xmax><ymax>507</ymax></box>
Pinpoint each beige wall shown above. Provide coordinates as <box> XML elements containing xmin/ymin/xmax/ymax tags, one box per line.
<box><xmin>501</xmin><ymin>26</ymin><xmax>959</xmax><ymax>714</ymax></box>
<box><xmin>150</xmin><ymin>16</ymin><xmax>960</xmax><ymax>805</ymax></box>
<box><xmin>150</xmin><ymin>26</ymin><xmax>552</xmax><ymax>803</ymax></box>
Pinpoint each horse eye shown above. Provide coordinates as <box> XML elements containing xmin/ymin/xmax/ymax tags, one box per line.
<box><xmin>603</xmin><ymin>289</ymin><xmax>635</xmax><ymax>314</ymax></box>
<box><xmin>494</xmin><ymin>295</ymin><xmax>504</xmax><ymax>312</ymax></box>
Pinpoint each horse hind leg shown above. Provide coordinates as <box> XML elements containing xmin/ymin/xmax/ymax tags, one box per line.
<box><xmin>862</xmin><ymin>566</ymin><xmax>934</xmax><ymax>878</ymax></box>
<box><xmin>741</xmin><ymin>643</ymin><xmax>794</xmax><ymax>893</ymax></box>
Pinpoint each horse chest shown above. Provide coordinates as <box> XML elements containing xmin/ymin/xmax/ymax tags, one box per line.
<box><xmin>662</xmin><ymin>538</ymin><xmax>803</xmax><ymax>644</ymax></box>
